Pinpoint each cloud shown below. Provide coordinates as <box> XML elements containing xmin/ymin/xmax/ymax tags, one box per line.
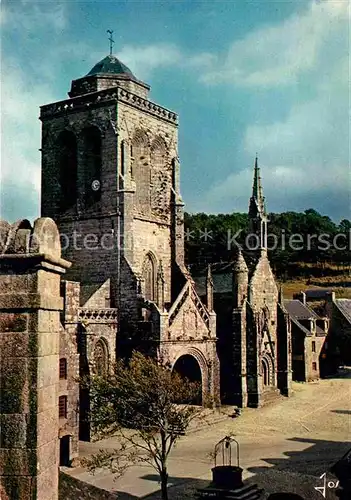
<box><xmin>1</xmin><ymin>0</ymin><xmax>348</xmax><ymax>223</ymax></box>
<box><xmin>0</xmin><ymin>2</ymin><xmax>67</xmax><ymax>222</ymax></box>
<box><xmin>117</xmin><ymin>44</ymin><xmax>215</xmax><ymax>80</ymax></box>
<box><xmin>192</xmin><ymin>0</ymin><xmax>350</xmax><ymax>221</ymax></box>
<box><xmin>0</xmin><ymin>64</ymin><xmax>59</xmax><ymax>222</ymax></box>
<box><xmin>200</xmin><ymin>0</ymin><xmax>349</xmax><ymax>87</ymax></box>
<box><xmin>5</xmin><ymin>0</ymin><xmax>66</xmax><ymax>32</ymax></box>
<box><xmin>117</xmin><ymin>44</ymin><xmax>182</xmax><ymax>79</ymax></box>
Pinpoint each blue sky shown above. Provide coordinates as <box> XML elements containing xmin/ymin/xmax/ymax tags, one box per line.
<box><xmin>1</xmin><ymin>0</ymin><xmax>349</xmax><ymax>223</ymax></box>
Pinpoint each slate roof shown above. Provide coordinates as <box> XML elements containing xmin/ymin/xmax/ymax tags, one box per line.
<box><xmin>193</xmin><ymin>273</ymin><xmax>232</xmax><ymax>296</ymax></box>
<box><xmin>190</xmin><ymin>251</ymin><xmax>262</xmax><ymax>297</ymax></box>
<box><xmin>284</xmin><ymin>299</ymin><xmax>319</xmax><ymax>320</ymax></box>
<box><xmin>87</xmin><ymin>55</ymin><xmax>135</xmax><ymax>78</ymax></box>
<box><xmin>304</xmin><ymin>288</ymin><xmax>334</xmax><ymax>299</ymax></box>
<box><xmin>284</xmin><ymin>299</ymin><xmax>327</xmax><ymax>337</ymax></box>
<box><xmin>289</xmin><ymin>316</ymin><xmax>311</xmax><ymax>336</ymax></box>
<box><xmin>334</xmin><ymin>298</ymin><xmax>351</xmax><ymax>324</ymax></box>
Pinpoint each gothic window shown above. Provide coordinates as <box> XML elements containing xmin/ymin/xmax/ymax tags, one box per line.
<box><xmin>132</xmin><ymin>129</ymin><xmax>150</xmax><ymax>213</ymax></box>
<box><xmin>151</xmin><ymin>137</ymin><xmax>169</xmax><ymax>217</ymax></box>
<box><xmin>93</xmin><ymin>339</ymin><xmax>108</xmax><ymax>376</ymax></box>
<box><xmin>142</xmin><ymin>253</ymin><xmax>156</xmax><ymax>302</ymax></box>
<box><xmin>57</xmin><ymin>131</ymin><xmax>77</xmax><ymax>212</ymax></box>
<box><xmin>81</xmin><ymin>126</ymin><xmax>102</xmax><ymax>206</ymax></box>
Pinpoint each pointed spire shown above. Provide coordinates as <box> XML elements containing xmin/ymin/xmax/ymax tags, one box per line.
<box><xmin>206</xmin><ymin>264</ymin><xmax>214</xmax><ymax>312</ymax></box>
<box><xmin>251</xmin><ymin>155</ymin><xmax>265</xmax><ymax>214</ymax></box>
<box><xmin>206</xmin><ymin>263</ymin><xmax>213</xmax><ymax>286</ymax></box>
<box><xmin>252</xmin><ymin>154</ymin><xmax>259</xmax><ymax>199</ymax></box>
<box><xmin>233</xmin><ymin>247</ymin><xmax>248</xmax><ymax>273</ymax></box>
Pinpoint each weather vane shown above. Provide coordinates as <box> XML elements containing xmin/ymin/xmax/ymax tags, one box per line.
<box><xmin>107</xmin><ymin>29</ymin><xmax>114</xmax><ymax>55</ymax></box>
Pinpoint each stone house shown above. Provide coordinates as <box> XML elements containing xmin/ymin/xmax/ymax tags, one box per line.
<box><xmin>324</xmin><ymin>293</ymin><xmax>351</xmax><ymax>371</ymax></box>
<box><xmin>283</xmin><ymin>293</ymin><xmax>328</xmax><ymax>382</ymax></box>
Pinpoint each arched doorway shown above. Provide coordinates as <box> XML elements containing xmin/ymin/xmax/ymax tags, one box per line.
<box><xmin>59</xmin><ymin>435</ymin><xmax>70</xmax><ymax>466</ymax></box>
<box><xmin>261</xmin><ymin>355</ymin><xmax>273</xmax><ymax>390</ymax></box>
<box><xmin>262</xmin><ymin>358</ymin><xmax>270</xmax><ymax>387</ymax></box>
<box><xmin>173</xmin><ymin>354</ymin><xmax>202</xmax><ymax>405</ymax></box>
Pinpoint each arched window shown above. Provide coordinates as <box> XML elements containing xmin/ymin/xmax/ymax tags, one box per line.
<box><xmin>142</xmin><ymin>253</ymin><xmax>156</xmax><ymax>302</ymax></box>
<box><xmin>132</xmin><ymin>129</ymin><xmax>150</xmax><ymax>213</ymax></box>
<box><xmin>93</xmin><ymin>339</ymin><xmax>108</xmax><ymax>376</ymax></box>
<box><xmin>82</xmin><ymin>126</ymin><xmax>102</xmax><ymax>206</ymax></box>
<box><xmin>150</xmin><ymin>137</ymin><xmax>169</xmax><ymax>217</ymax></box>
<box><xmin>56</xmin><ymin>131</ymin><xmax>77</xmax><ymax>212</ymax></box>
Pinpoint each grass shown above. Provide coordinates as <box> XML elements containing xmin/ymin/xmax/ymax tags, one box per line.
<box><xmin>279</xmin><ymin>275</ymin><xmax>351</xmax><ymax>299</ymax></box>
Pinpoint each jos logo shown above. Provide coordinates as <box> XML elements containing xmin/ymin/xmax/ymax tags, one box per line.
<box><xmin>314</xmin><ymin>472</ymin><xmax>339</xmax><ymax>498</ymax></box>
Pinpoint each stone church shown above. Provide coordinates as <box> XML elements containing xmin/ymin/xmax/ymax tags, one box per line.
<box><xmin>37</xmin><ymin>53</ymin><xmax>292</xmax><ymax>465</ymax></box>
<box><xmin>193</xmin><ymin>159</ymin><xmax>292</xmax><ymax>407</ymax></box>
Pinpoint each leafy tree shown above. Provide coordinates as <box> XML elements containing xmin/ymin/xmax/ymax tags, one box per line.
<box><xmin>83</xmin><ymin>352</ymin><xmax>202</xmax><ymax>500</ymax></box>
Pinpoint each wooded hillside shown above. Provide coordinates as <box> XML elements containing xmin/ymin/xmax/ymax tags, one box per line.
<box><xmin>184</xmin><ymin>209</ymin><xmax>350</xmax><ymax>280</ymax></box>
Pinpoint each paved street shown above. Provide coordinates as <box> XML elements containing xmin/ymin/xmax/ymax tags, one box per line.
<box><xmin>63</xmin><ymin>372</ymin><xmax>351</xmax><ymax>499</ymax></box>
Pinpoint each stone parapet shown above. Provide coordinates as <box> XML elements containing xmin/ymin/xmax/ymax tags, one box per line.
<box><xmin>40</xmin><ymin>86</ymin><xmax>178</xmax><ymax>125</ymax></box>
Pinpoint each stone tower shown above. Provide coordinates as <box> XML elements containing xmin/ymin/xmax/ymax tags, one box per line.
<box><xmin>40</xmin><ymin>54</ymin><xmax>184</xmax><ymax>341</ymax></box>
<box><xmin>40</xmin><ymin>51</ymin><xmax>219</xmax><ymax>409</ymax></box>
<box><xmin>248</xmin><ymin>156</ymin><xmax>268</xmax><ymax>251</ymax></box>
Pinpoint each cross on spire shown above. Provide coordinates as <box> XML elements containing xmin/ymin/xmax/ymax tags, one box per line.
<box><xmin>107</xmin><ymin>29</ymin><xmax>114</xmax><ymax>55</ymax></box>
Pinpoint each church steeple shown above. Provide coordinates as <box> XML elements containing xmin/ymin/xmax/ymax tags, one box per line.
<box><xmin>248</xmin><ymin>156</ymin><xmax>268</xmax><ymax>251</ymax></box>
<box><xmin>251</xmin><ymin>155</ymin><xmax>266</xmax><ymax>216</ymax></box>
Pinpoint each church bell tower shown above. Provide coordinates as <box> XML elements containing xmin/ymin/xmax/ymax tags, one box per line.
<box><xmin>40</xmin><ymin>49</ymin><xmax>184</xmax><ymax>325</ymax></box>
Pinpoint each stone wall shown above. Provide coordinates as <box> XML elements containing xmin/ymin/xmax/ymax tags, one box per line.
<box><xmin>276</xmin><ymin>304</ymin><xmax>292</xmax><ymax>396</ymax></box>
<box><xmin>325</xmin><ymin>296</ymin><xmax>351</xmax><ymax>368</ymax></box>
<box><xmin>0</xmin><ymin>218</ymin><xmax>70</xmax><ymax>500</ymax></box>
<box><xmin>304</xmin><ymin>334</ymin><xmax>325</xmax><ymax>382</ymax></box>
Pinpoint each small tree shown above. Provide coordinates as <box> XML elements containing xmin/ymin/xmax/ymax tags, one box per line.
<box><xmin>83</xmin><ymin>351</ymin><xmax>202</xmax><ymax>500</ymax></box>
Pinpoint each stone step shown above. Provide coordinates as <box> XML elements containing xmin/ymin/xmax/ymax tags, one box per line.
<box><xmin>185</xmin><ymin>406</ymin><xmax>235</xmax><ymax>435</ymax></box>
<box><xmin>261</xmin><ymin>389</ymin><xmax>284</xmax><ymax>406</ymax></box>
<box><xmin>196</xmin><ymin>482</ymin><xmax>263</xmax><ymax>499</ymax></box>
